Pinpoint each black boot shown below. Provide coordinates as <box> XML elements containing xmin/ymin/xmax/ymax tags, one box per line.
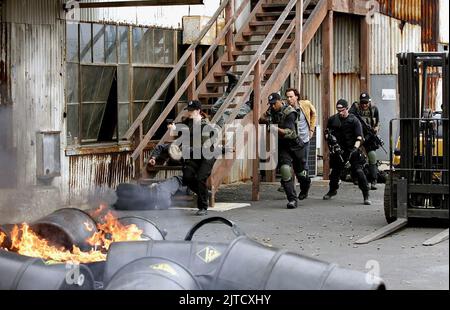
<box><xmin>323</xmin><ymin>190</ymin><xmax>337</xmax><ymax>200</ymax></box>
<box><xmin>287</xmin><ymin>200</ymin><xmax>298</xmax><ymax>209</ymax></box>
<box><xmin>225</xmin><ymin>72</ymin><xmax>238</xmax><ymax>93</ymax></box>
<box><xmin>363</xmin><ymin>191</ymin><xmax>372</xmax><ymax>205</ymax></box>
<box><xmin>281</xmin><ymin>179</ymin><xmax>298</xmax><ymax>209</ymax></box>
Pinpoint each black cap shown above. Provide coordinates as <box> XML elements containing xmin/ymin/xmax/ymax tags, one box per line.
<box><xmin>268</xmin><ymin>93</ymin><xmax>282</xmax><ymax>105</ymax></box>
<box><xmin>360</xmin><ymin>92</ymin><xmax>371</xmax><ymax>102</ymax></box>
<box><xmin>186</xmin><ymin>100</ymin><xmax>201</xmax><ymax>111</ymax></box>
<box><xmin>336</xmin><ymin>99</ymin><xmax>349</xmax><ymax>109</ymax></box>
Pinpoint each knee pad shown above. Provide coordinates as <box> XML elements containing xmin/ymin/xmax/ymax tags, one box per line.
<box><xmin>367</xmin><ymin>151</ymin><xmax>377</xmax><ymax>165</ymax></box>
<box><xmin>280</xmin><ymin>164</ymin><xmax>292</xmax><ymax>181</ymax></box>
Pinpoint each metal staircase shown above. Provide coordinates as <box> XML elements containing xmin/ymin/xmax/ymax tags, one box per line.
<box><xmin>123</xmin><ymin>0</ymin><xmax>328</xmax><ymax>206</ymax></box>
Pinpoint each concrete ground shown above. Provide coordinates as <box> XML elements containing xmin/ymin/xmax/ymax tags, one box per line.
<box><xmin>111</xmin><ymin>181</ymin><xmax>449</xmax><ymax>290</ymax></box>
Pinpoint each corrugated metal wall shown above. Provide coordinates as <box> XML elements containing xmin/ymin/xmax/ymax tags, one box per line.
<box><xmin>421</xmin><ymin>0</ymin><xmax>439</xmax><ymax>51</ymax></box>
<box><xmin>6</xmin><ymin>0</ymin><xmax>66</xmax><ymax>190</ymax></box>
<box><xmin>439</xmin><ymin>0</ymin><xmax>449</xmax><ymax>44</ymax></box>
<box><xmin>9</xmin><ymin>23</ymin><xmax>65</xmax><ymax>186</ymax></box>
<box><xmin>333</xmin><ymin>15</ymin><xmax>360</xmax><ymax>74</ymax></box>
<box><xmin>4</xmin><ymin>0</ymin><xmax>59</xmax><ymax>25</ymax></box>
<box><xmin>377</xmin><ymin>0</ymin><xmax>421</xmax><ymax>25</ymax></box>
<box><xmin>69</xmin><ymin>152</ymin><xmax>134</xmax><ymax>201</ymax></box>
<box><xmin>370</xmin><ymin>12</ymin><xmax>422</xmax><ymax>74</ymax></box>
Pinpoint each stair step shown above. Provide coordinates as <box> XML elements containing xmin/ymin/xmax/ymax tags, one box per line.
<box><xmin>198</xmin><ymin>92</ymin><xmax>245</xmax><ymax>99</ymax></box>
<box><xmin>235</xmin><ymin>38</ymin><xmax>294</xmax><ymax>47</ymax></box>
<box><xmin>221</xmin><ymin>60</ymin><xmax>251</xmax><ymax>66</ymax></box>
<box><xmin>231</xmin><ymin>49</ymin><xmax>289</xmax><ymax>56</ymax></box>
<box><xmin>261</xmin><ymin>3</ymin><xmax>289</xmax><ymax>10</ymax></box>
<box><xmin>256</xmin><ymin>11</ymin><xmax>295</xmax><ymax>18</ymax></box>
<box><xmin>214</xmin><ymin>71</ymin><xmax>244</xmax><ymax>77</ymax></box>
<box><xmin>249</xmin><ymin>19</ymin><xmax>293</xmax><ymax>27</ymax></box>
<box><xmin>206</xmin><ymin>80</ymin><xmax>264</xmax><ymax>88</ymax></box>
<box><xmin>242</xmin><ymin>29</ymin><xmax>289</xmax><ymax>37</ymax></box>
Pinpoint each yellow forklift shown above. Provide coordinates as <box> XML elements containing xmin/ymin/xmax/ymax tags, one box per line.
<box><xmin>356</xmin><ymin>52</ymin><xmax>449</xmax><ymax>246</ymax></box>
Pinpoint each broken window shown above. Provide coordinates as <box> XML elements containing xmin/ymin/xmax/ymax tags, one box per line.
<box><xmin>65</xmin><ymin>22</ymin><xmax>179</xmax><ymax>145</ymax></box>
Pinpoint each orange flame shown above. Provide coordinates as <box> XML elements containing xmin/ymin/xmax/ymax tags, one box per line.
<box><xmin>6</xmin><ymin>223</ymin><xmax>106</xmax><ymax>263</ymax></box>
<box><xmin>0</xmin><ymin>206</ymin><xmax>144</xmax><ymax>263</ymax></box>
<box><xmin>0</xmin><ymin>232</ymin><xmax>6</xmax><ymax>246</ymax></box>
<box><xmin>86</xmin><ymin>211</ymin><xmax>143</xmax><ymax>251</ymax></box>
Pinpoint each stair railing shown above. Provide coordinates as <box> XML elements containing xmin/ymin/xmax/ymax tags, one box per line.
<box><xmin>123</xmin><ymin>0</ymin><xmax>251</xmax><ymax>177</ymax></box>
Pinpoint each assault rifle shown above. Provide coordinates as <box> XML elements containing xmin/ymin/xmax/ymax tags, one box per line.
<box><xmin>350</xmin><ymin>105</ymin><xmax>387</xmax><ymax>154</ymax></box>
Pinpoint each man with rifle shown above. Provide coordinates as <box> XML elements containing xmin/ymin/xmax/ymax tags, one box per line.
<box><xmin>324</xmin><ymin>99</ymin><xmax>372</xmax><ymax>205</ymax></box>
<box><xmin>349</xmin><ymin>92</ymin><xmax>383</xmax><ymax>190</ymax></box>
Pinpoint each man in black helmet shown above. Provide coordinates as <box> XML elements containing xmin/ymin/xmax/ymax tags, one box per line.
<box><xmin>324</xmin><ymin>99</ymin><xmax>371</xmax><ymax>205</ymax></box>
<box><xmin>349</xmin><ymin>92</ymin><xmax>380</xmax><ymax>190</ymax></box>
<box><xmin>266</xmin><ymin>92</ymin><xmax>305</xmax><ymax>209</ymax></box>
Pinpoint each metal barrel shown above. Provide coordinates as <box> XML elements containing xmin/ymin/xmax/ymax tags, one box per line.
<box><xmin>30</xmin><ymin>208</ymin><xmax>98</xmax><ymax>251</ymax></box>
<box><xmin>118</xmin><ymin>216</ymin><xmax>167</xmax><ymax>240</ymax></box>
<box><xmin>211</xmin><ymin>236</ymin><xmax>385</xmax><ymax>290</ymax></box>
<box><xmin>0</xmin><ymin>250</ymin><xmax>95</xmax><ymax>290</ymax></box>
<box><xmin>104</xmin><ymin>240</ymin><xmax>229</xmax><ymax>289</ymax></box>
<box><xmin>105</xmin><ymin>256</ymin><xmax>201</xmax><ymax>290</ymax></box>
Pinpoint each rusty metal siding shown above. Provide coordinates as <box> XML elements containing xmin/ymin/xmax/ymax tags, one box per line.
<box><xmin>4</xmin><ymin>0</ymin><xmax>60</xmax><ymax>25</ymax></box>
<box><xmin>370</xmin><ymin>13</ymin><xmax>421</xmax><ymax>74</ymax></box>
<box><xmin>333</xmin><ymin>15</ymin><xmax>360</xmax><ymax>74</ymax></box>
<box><xmin>334</xmin><ymin>73</ymin><xmax>361</xmax><ymax>109</ymax></box>
<box><xmin>377</xmin><ymin>0</ymin><xmax>421</xmax><ymax>24</ymax></box>
<box><xmin>222</xmin><ymin>120</ymin><xmax>252</xmax><ymax>184</ymax></box>
<box><xmin>302</xmin><ymin>25</ymin><xmax>322</xmax><ymax>74</ymax></box>
<box><xmin>439</xmin><ymin>0</ymin><xmax>449</xmax><ymax>44</ymax></box>
<box><xmin>421</xmin><ymin>0</ymin><xmax>439</xmax><ymax>51</ymax></box>
<box><xmin>69</xmin><ymin>152</ymin><xmax>134</xmax><ymax>202</ymax></box>
<box><xmin>302</xmin><ymin>15</ymin><xmax>360</xmax><ymax>75</ymax></box>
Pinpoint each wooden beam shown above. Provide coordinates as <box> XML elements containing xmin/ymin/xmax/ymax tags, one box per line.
<box><xmin>77</xmin><ymin>0</ymin><xmax>204</xmax><ymax>9</ymax></box>
<box><xmin>329</xmin><ymin>0</ymin><xmax>372</xmax><ymax>16</ymax></box>
<box><xmin>321</xmin><ymin>10</ymin><xmax>333</xmax><ymax>180</ymax></box>
<box><xmin>294</xmin><ymin>0</ymin><xmax>303</xmax><ymax>91</ymax></box>
<box><xmin>360</xmin><ymin>16</ymin><xmax>370</xmax><ymax>93</ymax></box>
<box><xmin>225</xmin><ymin>0</ymin><xmax>234</xmax><ymax>61</ymax></box>
<box><xmin>252</xmin><ymin>59</ymin><xmax>261</xmax><ymax>201</ymax></box>
<box><xmin>187</xmin><ymin>50</ymin><xmax>196</xmax><ymax>101</ymax></box>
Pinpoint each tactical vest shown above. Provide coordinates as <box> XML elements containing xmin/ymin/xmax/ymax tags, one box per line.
<box><xmin>354</xmin><ymin>102</ymin><xmax>377</xmax><ymax>128</ymax></box>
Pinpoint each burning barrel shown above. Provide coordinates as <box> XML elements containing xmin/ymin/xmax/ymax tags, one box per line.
<box><xmin>0</xmin><ymin>250</ymin><xmax>95</xmax><ymax>290</ymax></box>
<box><xmin>30</xmin><ymin>208</ymin><xmax>98</xmax><ymax>251</ymax></box>
<box><xmin>105</xmin><ymin>257</ymin><xmax>201</xmax><ymax>290</ymax></box>
<box><xmin>118</xmin><ymin>216</ymin><xmax>167</xmax><ymax>240</ymax></box>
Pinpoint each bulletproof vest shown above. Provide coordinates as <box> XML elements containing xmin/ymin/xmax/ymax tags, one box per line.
<box><xmin>354</xmin><ymin>102</ymin><xmax>377</xmax><ymax>128</ymax></box>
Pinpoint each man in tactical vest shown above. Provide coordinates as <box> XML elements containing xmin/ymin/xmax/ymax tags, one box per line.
<box><xmin>267</xmin><ymin>92</ymin><xmax>305</xmax><ymax>209</ymax></box>
<box><xmin>324</xmin><ymin>99</ymin><xmax>372</xmax><ymax>205</ymax></box>
<box><xmin>349</xmin><ymin>92</ymin><xmax>380</xmax><ymax>190</ymax></box>
<box><xmin>285</xmin><ymin>88</ymin><xmax>316</xmax><ymax>200</ymax></box>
